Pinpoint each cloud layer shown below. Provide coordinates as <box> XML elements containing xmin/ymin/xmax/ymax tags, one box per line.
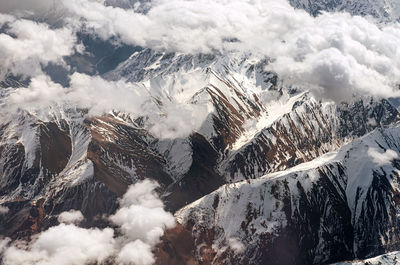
<box><xmin>0</xmin><ymin>0</ymin><xmax>399</xmax><ymax>104</ymax></box>
<box><xmin>0</xmin><ymin>14</ymin><xmax>77</xmax><ymax>80</ymax></box>
<box><xmin>0</xmin><ymin>0</ymin><xmax>55</xmax><ymax>15</ymax></box>
<box><xmin>0</xmin><ymin>180</ymin><xmax>175</xmax><ymax>265</ymax></box>
<box><xmin>1</xmin><ymin>72</ymin><xmax>210</xmax><ymax>139</ymax></box>
<box><xmin>61</xmin><ymin>0</ymin><xmax>400</xmax><ymax>101</ymax></box>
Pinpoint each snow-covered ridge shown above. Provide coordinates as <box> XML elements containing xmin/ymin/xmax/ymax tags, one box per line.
<box><xmin>177</xmin><ymin>124</ymin><xmax>400</xmax><ymax>264</ymax></box>
<box><xmin>332</xmin><ymin>251</ymin><xmax>400</xmax><ymax>264</ymax></box>
<box><xmin>289</xmin><ymin>0</ymin><xmax>400</xmax><ymax>22</ymax></box>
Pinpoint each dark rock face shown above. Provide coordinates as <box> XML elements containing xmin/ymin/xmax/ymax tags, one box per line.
<box><xmin>177</xmin><ymin>127</ymin><xmax>400</xmax><ymax>265</ymax></box>
<box><xmin>0</xmin><ymin>116</ymin><xmax>71</xmax><ymax>199</ymax></box>
<box><xmin>164</xmin><ymin>133</ymin><xmax>224</xmax><ymax>212</ymax></box>
<box><xmin>223</xmin><ymin>97</ymin><xmax>399</xmax><ymax>181</ymax></box>
<box><xmin>86</xmin><ymin>116</ymin><xmax>173</xmax><ymax>194</ymax></box>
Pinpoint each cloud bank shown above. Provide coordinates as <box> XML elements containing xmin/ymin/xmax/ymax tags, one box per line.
<box><xmin>57</xmin><ymin>0</ymin><xmax>400</xmax><ymax>101</ymax></box>
<box><xmin>1</xmin><ymin>73</ymin><xmax>210</xmax><ymax>139</ymax></box>
<box><xmin>8</xmin><ymin>1</ymin><xmax>400</xmax><ymax>99</ymax></box>
<box><xmin>0</xmin><ymin>0</ymin><xmax>399</xmax><ymax>128</ymax></box>
<box><xmin>0</xmin><ymin>14</ymin><xmax>77</xmax><ymax>80</ymax></box>
<box><xmin>0</xmin><ymin>180</ymin><xmax>175</xmax><ymax>265</ymax></box>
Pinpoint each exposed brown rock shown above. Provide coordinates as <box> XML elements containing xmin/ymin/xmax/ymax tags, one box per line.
<box><xmin>39</xmin><ymin>122</ymin><xmax>72</xmax><ymax>175</ymax></box>
<box><xmin>86</xmin><ymin>116</ymin><xmax>173</xmax><ymax>195</ymax></box>
<box><xmin>154</xmin><ymin>223</ymin><xmax>198</xmax><ymax>265</ymax></box>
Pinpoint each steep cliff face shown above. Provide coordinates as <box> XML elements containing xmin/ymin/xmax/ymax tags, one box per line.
<box><xmin>177</xmin><ymin>125</ymin><xmax>400</xmax><ymax>265</ymax></box>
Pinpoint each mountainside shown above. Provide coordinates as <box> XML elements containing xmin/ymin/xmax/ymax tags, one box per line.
<box><xmin>333</xmin><ymin>251</ymin><xmax>400</xmax><ymax>264</ymax></box>
<box><xmin>0</xmin><ymin>47</ymin><xmax>400</xmax><ymax>265</ymax></box>
<box><xmin>177</xmin><ymin>124</ymin><xmax>400</xmax><ymax>265</ymax></box>
<box><xmin>2</xmin><ymin>0</ymin><xmax>400</xmax><ymax>264</ymax></box>
<box><xmin>289</xmin><ymin>0</ymin><xmax>400</xmax><ymax>22</ymax></box>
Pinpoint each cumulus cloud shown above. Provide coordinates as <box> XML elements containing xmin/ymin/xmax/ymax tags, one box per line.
<box><xmin>269</xmin><ymin>13</ymin><xmax>400</xmax><ymax>101</ymax></box>
<box><xmin>2</xmin><ymin>73</ymin><xmax>146</xmax><ymax>116</ymax></box>
<box><xmin>117</xmin><ymin>240</ymin><xmax>155</xmax><ymax>265</ymax></box>
<box><xmin>67</xmin><ymin>73</ymin><xmax>149</xmax><ymax>116</ymax></box>
<box><xmin>0</xmin><ymin>180</ymin><xmax>175</xmax><ymax>265</ymax></box>
<box><xmin>3</xmin><ymin>75</ymin><xmax>64</xmax><ymax>112</ymax></box>
<box><xmin>0</xmin><ymin>0</ymin><xmax>399</xmax><ymax>125</ymax></box>
<box><xmin>2</xmin><ymin>72</ymin><xmax>211</xmax><ymax>139</ymax></box>
<box><xmin>0</xmin><ymin>16</ymin><xmax>77</xmax><ymax>80</ymax></box>
<box><xmin>2</xmin><ymin>225</ymin><xmax>116</xmax><ymax>265</ymax></box>
<box><xmin>58</xmin><ymin>0</ymin><xmax>400</xmax><ymax>102</ymax></box>
<box><xmin>58</xmin><ymin>210</ymin><xmax>85</xmax><ymax>224</ymax></box>
<box><xmin>0</xmin><ymin>238</ymin><xmax>10</xmax><ymax>252</ymax></box>
<box><xmin>110</xmin><ymin>180</ymin><xmax>175</xmax><ymax>245</ymax></box>
<box><xmin>105</xmin><ymin>0</ymin><xmax>151</xmax><ymax>11</ymax></box>
<box><xmin>146</xmin><ymin>101</ymin><xmax>211</xmax><ymax>139</ymax></box>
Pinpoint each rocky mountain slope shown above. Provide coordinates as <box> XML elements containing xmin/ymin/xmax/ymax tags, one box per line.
<box><xmin>0</xmin><ymin>47</ymin><xmax>400</xmax><ymax>264</ymax></box>
<box><xmin>289</xmin><ymin>0</ymin><xmax>400</xmax><ymax>22</ymax></box>
<box><xmin>333</xmin><ymin>251</ymin><xmax>400</xmax><ymax>264</ymax></box>
<box><xmin>177</xmin><ymin>124</ymin><xmax>400</xmax><ymax>264</ymax></box>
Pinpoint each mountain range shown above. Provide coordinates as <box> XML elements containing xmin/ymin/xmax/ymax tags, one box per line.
<box><xmin>1</xmin><ymin>1</ymin><xmax>400</xmax><ymax>265</ymax></box>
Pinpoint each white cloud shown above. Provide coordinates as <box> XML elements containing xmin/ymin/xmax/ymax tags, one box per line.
<box><xmin>1</xmin><ymin>180</ymin><xmax>175</xmax><ymax>265</ymax></box>
<box><xmin>0</xmin><ymin>0</ymin><xmax>399</xmax><ymax>137</ymax></box>
<box><xmin>368</xmin><ymin>148</ymin><xmax>398</xmax><ymax>165</ymax></box>
<box><xmin>2</xmin><ymin>72</ymin><xmax>211</xmax><ymax>139</ymax></box>
<box><xmin>0</xmin><ymin>205</ymin><xmax>9</xmax><ymax>214</ymax></box>
<box><xmin>2</xmin><ymin>224</ymin><xmax>116</xmax><ymax>265</ymax></box>
<box><xmin>0</xmin><ymin>238</ymin><xmax>11</xmax><ymax>253</ymax></box>
<box><xmin>4</xmin><ymin>75</ymin><xmax>64</xmax><ymax>112</ymax></box>
<box><xmin>2</xmin><ymin>73</ymin><xmax>146</xmax><ymax>116</ymax></box>
<box><xmin>117</xmin><ymin>240</ymin><xmax>155</xmax><ymax>265</ymax></box>
<box><xmin>58</xmin><ymin>0</ymin><xmax>400</xmax><ymax>102</ymax></box>
<box><xmin>0</xmin><ymin>18</ymin><xmax>77</xmax><ymax>80</ymax></box>
<box><xmin>146</xmin><ymin>101</ymin><xmax>211</xmax><ymax>139</ymax></box>
<box><xmin>110</xmin><ymin>179</ymin><xmax>175</xmax><ymax>245</ymax></box>
<box><xmin>0</xmin><ymin>0</ymin><xmax>399</xmax><ymax>109</ymax></box>
<box><xmin>68</xmin><ymin>73</ymin><xmax>149</xmax><ymax>116</ymax></box>
<box><xmin>58</xmin><ymin>210</ymin><xmax>85</xmax><ymax>224</ymax></box>
<box><xmin>268</xmin><ymin>13</ymin><xmax>400</xmax><ymax>101</ymax></box>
